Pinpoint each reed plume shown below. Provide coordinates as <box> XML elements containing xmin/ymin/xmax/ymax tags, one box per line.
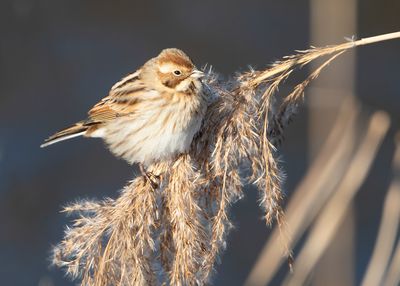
<box><xmin>52</xmin><ymin>31</ymin><xmax>400</xmax><ymax>285</ymax></box>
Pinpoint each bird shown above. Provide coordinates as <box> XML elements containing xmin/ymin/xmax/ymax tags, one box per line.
<box><xmin>41</xmin><ymin>48</ymin><xmax>207</xmax><ymax>172</ymax></box>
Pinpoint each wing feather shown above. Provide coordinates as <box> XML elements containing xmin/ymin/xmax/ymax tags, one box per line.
<box><xmin>42</xmin><ymin>70</ymin><xmax>153</xmax><ymax>147</ymax></box>
<box><xmin>87</xmin><ymin>69</ymin><xmax>148</xmax><ymax>124</ymax></box>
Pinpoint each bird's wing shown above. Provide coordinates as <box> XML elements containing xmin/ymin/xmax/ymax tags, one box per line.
<box><xmin>41</xmin><ymin>70</ymin><xmax>152</xmax><ymax>147</ymax></box>
<box><xmin>87</xmin><ymin>70</ymin><xmax>148</xmax><ymax>123</ymax></box>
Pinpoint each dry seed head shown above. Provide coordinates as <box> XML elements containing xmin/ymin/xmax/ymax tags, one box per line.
<box><xmin>52</xmin><ymin>33</ymin><xmax>400</xmax><ymax>285</ymax></box>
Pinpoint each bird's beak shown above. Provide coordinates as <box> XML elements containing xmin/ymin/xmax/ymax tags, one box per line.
<box><xmin>190</xmin><ymin>69</ymin><xmax>205</xmax><ymax>79</ymax></box>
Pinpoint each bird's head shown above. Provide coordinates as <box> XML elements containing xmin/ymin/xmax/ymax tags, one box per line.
<box><xmin>143</xmin><ymin>48</ymin><xmax>204</xmax><ymax>93</ymax></box>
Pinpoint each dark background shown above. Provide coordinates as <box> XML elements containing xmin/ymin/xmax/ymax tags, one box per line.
<box><xmin>0</xmin><ymin>1</ymin><xmax>399</xmax><ymax>285</ymax></box>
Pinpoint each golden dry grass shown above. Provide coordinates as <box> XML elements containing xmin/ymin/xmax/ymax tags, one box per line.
<box><xmin>52</xmin><ymin>31</ymin><xmax>400</xmax><ymax>285</ymax></box>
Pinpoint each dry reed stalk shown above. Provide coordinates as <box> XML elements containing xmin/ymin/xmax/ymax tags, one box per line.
<box><xmin>52</xmin><ymin>32</ymin><xmax>400</xmax><ymax>285</ymax></box>
<box><xmin>361</xmin><ymin>137</ymin><xmax>400</xmax><ymax>286</ymax></box>
<box><xmin>53</xmin><ymin>176</ymin><xmax>159</xmax><ymax>285</ymax></box>
<box><xmin>161</xmin><ymin>156</ymin><xmax>207</xmax><ymax>285</ymax></box>
<box><xmin>384</xmin><ymin>238</ymin><xmax>400</xmax><ymax>286</ymax></box>
<box><xmin>361</xmin><ymin>183</ymin><xmax>400</xmax><ymax>286</ymax></box>
<box><xmin>283</xmin><ymin>111</ymin><xmax>390</xmax><ymax>286</ymax></box>
<box><xmin>244</xmin><ymin>96</ymin><xmax>359</xmax><ymax>286</ymax></box>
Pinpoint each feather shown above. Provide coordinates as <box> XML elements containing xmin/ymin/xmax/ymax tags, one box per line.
<box><xmin>41</xmin><ymin>123</ymin><xmax>89</xmax><ymax>148</ymax></box>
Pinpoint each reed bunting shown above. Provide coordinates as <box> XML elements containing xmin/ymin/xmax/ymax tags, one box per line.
<box><xmin>41</xmin><ymin>48</ymin><xmax>207</xmax><ymax>168</ymax></box>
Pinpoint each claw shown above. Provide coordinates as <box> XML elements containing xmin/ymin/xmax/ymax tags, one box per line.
<box><xmin>139</xmin><ymin>164</ymin><xmax>160</xmax><ymax>189</ymax></box>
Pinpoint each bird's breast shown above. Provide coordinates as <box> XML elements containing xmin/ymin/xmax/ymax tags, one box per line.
<box><xmin>102</xmin><ymin>93</ymin><xmax>206</xmax><ymax>166</ymax></box>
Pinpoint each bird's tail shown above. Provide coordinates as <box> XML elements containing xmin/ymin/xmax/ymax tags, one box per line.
<box><xmin>41</xmin><ymin>122</ymin><xmax>89</xmax><ymax>148</ymax></box>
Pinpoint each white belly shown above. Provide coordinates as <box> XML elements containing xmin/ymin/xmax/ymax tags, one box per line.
<box><xmin>98</xmin><ymin>99</ymin><xmax>205</xmax><ymax>166</ymax></box>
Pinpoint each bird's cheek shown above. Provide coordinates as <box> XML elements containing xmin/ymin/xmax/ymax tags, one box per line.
<box><xmin>162</xmin><ymin>79</ymin><xmax>175</xmax><ymax>89</ymax></box>
<box><xmin>175</xmin><ymin>79</ymin><xmax>192</xmax><ymax>93</ymax></box>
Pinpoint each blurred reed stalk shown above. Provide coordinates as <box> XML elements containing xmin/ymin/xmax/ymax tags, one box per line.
<box><xmin>244</xmin><ymin>96</ymin><xmax>360</xmax><ymax>285</ymax></box>
<box><xmin>362</xmin><ymin>137</ymin><xmax>400</xmax><ymax>286</ymax></box>
<box><xmin>52</xmin><ymin>31</ymin><xmax>400</xmax><ymax>285</ymax></box>
<box><xmin>283</xmin><ymin>111</ymin><xmax>390</xmax><ymax>286</ymax></box>
<box><xmin>308</xmin><ymin>2</ymin><xmax>357</xmax><ymax>282</ymax></box>
<box><xmin>384</xmin><ymin>229</ymin><xmax>400</xmax><ymax>286</ymax></box>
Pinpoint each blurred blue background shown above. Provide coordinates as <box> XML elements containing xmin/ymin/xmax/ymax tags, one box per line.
<box><xmin>0</xmin><ymin>0</ymin><xmax>399</xmax><ymax>285</ymax></box>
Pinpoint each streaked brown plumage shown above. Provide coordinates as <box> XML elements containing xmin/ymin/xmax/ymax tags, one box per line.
<box><xmin>42</xmin><ymin>48</ymin><xmax>207</xmax><ymax>166</ymax></box>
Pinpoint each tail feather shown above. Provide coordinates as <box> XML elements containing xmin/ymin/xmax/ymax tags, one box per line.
<box><xmin>41</xmin><ymin>123</ymin><xmax>89</xmax><ymax>148</ymax></box>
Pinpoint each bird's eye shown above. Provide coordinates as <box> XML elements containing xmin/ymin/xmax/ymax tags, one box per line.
<box><xmin>173</xmin><ymin>70</ymin><xmax>182</xmax><ymax>76</ymax></box>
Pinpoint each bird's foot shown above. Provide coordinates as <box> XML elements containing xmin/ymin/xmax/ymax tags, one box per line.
<box><xmin>139</xmin><ymin>164</ymin><xmax>160</xmax><ymax>189</ymax></box>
